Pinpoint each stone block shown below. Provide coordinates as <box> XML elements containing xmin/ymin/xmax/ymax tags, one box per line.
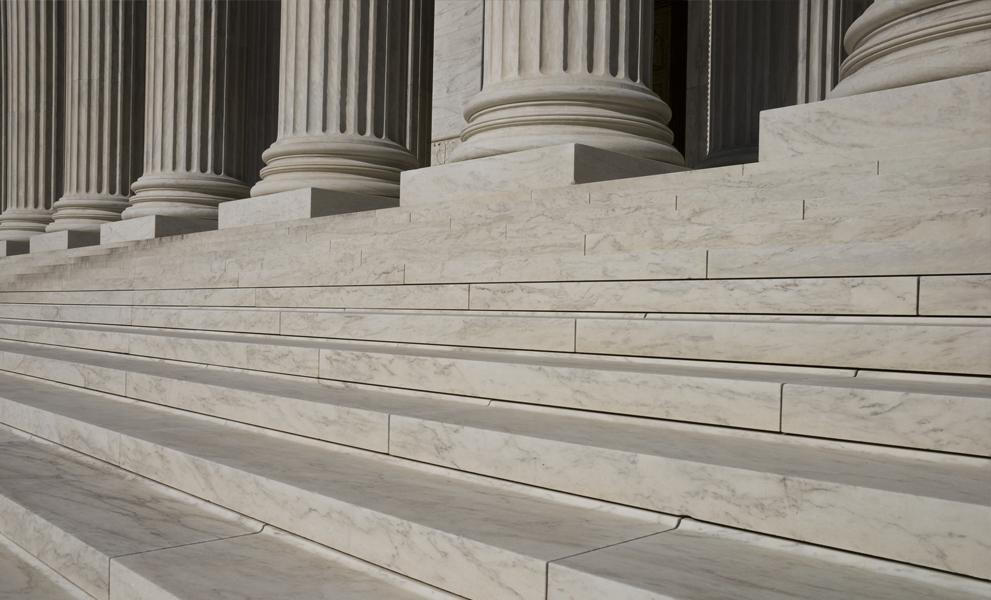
<box><xmin>400</xmin><ymin>143</ymin><xmax>688</xmax><ymax>207</ymax></box>
<box><xmin>100</xmin><ymin>215</ymin><xmax>217</xmax><ymax>244</ymax></box>
<box><xmin>0</xmin><ymin>241</ymin><xmax>29</xmax><ymax>257</ymax></box>
<box><xmin>218</xmin><ymin>188</ymin><xmax>400</xmax><ymax>230</ymax></box>
<box><xmin>759</xmin><ymin>72</ymin><xmax>990</xmax><ymax>161</ymax></box>
<box><xmin>28</xmin><ymin>231</ymin><xmax>100</xmax><ymax>254</ymax></box>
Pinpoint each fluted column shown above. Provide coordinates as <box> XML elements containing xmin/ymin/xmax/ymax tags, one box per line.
<box><xmin>250</xmin><ymin>0</ymin><xmax>434</xmax><ymax>199</ymax></box>
<box><xmin>124</xmin><ymin>0</ymin><xmax>278</xmax><ymax>221</ymax></box>
<box><xmin>449</xmin><ymin>0</ymin><xmax>682</xmax><ymax>166</ymax></box>
<box><xmin>50</xmin><ymin>0</ymin><xmax>145</xmax><ymax>233</ymax></box>
<box><xmin>0</xmin><ymin>1</ymin><xmax>63</xmax><ymax>241</ymax></box>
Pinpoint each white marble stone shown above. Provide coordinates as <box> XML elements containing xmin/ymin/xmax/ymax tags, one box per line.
<box><xmin>280</xmin><ymin>310</ymin><xmax>576</xmax><ymax>352</ymax></box>
<box><xmin>405</xmin><ymin>250</ymin><xmax>707</xmax><ymax>285</ymax></box>
<box><xmin>920</xmin><ymin>275</ymin><xmax>991</xmax><ymax>316</ymax></box>
<box><xmin>576</xmin><ymin>315</ymin><xmax>991</xmax><ymax>375</ymax></box>
<box><xmin>708</xmin><ymin>238</ymin><xmax>991</xmax><ymax>279</ymax></box>
<box><xmin>319</xmin><ymin>345</ymin><xmax>852</xmax><ymax>430</ymax></box>
<box><xmin>783</xmin><ymin>374</ymin><xmax>991</xmax><ymax>456</ymax></box>
<box><xmin>362</xmin><ymin>236</ymin><xmax>586</xmax><ymax>266</ymax></box>
<box><xmin>0</xmin><ymin>303</ymin><xmax>131</xmax><ymax>326</ymax></box>
<box><xmin>100</xmin><ymin>215</ymin><xmax>217</xmax><ymax>244</ymax></box>
<box><xmin>0</xmin><ymin>347</ymin><xmax>126</xmax><ymax>395</ymax></box>
<box><xmin>0</xmin><ymin>290</ymin><xmax>134</xmax><ymax>306</ymax></box>
<box><xmin>29</xmin><ymin>231</ymin><xmax>101</xmax><ymax>254</ymax></box>
<box><xmin>0</xmin><ymin>432</ymin><xmax>260</xmax><ymax>599</ymax></box>
<box><xmin>400</xmin><ymin>144</ymin><xmax>686</xmax><ymax>207</ymax></box>
<box><xmin>389</xmin><ymin>402</ymin><xmax>991</xmax><ymax>578</ymax></box>
<box><xmin>548</xmin><ymin>520</ymin><xmax>991</xmax><ymax>600</ymax></box>
<box><xmin>110</xmin><ymin>527</ymin><xmax>461</xmax><ymax>600</ymax></box>
<box><xmin>760</xmin><ymin>72</ymin><xmax>991</xmax><ymax>161</ymax></box>
<box><xmin>803</xmin><ymin>182</ymin><xmax>991</xmax><ymax>220</ymax></box>
<box><xmin>130</xmin><ymin>308</ymin><xmax>280</xmax><ymax>335</ymax></box>
<box><xmin>468</xmin><ymin>277</ymin><xmax>919</xmax><ymax>315</ymax></box>
<box><xmin>218</xmin><ymin>188</ymin><xmax>400</xmax><ymax>230</ymax></box>
<box><xmin>133</xmin><ymin>288</ymin><xmax>256</xmax><ymax>308</ymax></box>
<box><xmin>0</xmin><ymin>532</ymin><xmax>92</xmax><ymax>600</ymax></box>
<box><xmin>236</xmin><ymin>262</ymin><xmax>405</xmax><ymax>288</ymax></box>
<box><xmin>255</xmin><ymin>284</ymin><xmax>469</xmax><ymax>310</ymax></box>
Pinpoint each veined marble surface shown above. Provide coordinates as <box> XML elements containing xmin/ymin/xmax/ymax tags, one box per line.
<box><xmin>920</xmin><ymin>275</ymin><xmax>991</xmax><ymax>316</ymax></box>
<box><xmin>548</xmin><ymin>520</ymin><xmax>991</xmax><ymax>600</ymax></box>
<box><xmin>0</xmin><ymin>532</ymin><xmax>91</xmax><ymax>600</ymax></box>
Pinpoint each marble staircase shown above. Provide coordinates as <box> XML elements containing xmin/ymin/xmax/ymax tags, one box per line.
<box><xmin>0</xmin><ymin>138</ymin><xmax>988</xmax><ymax>598</ymax></box>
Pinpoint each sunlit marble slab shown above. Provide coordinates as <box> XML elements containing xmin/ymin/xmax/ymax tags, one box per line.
<box><xmin>783</xmin><ymin>373</ymin><xmax>991</xmax><ymax>456</ymax></box>
<box><xmin>389</xmin><ymin>402</ymin><xmax>991</xmax><ymax>578</ymax></box>
<box><xmin>100</xmin><ymin>215</ymin><xmax>217</xmax><ymax>244</ymax></box>
<box><xmin>802</xmin><ymin>182</ymin><xmax>991</xmax><ymax>220</ymax></box>
<box><xmin>920</xmin><ymin>275</ymin><xmax>991</xmax><ymax>316</ymax></box>
<box><xmin>29</xmin><ymin>231</ymin><xmax>101</xmax><ymax>254</ymax></box>
<box><xmin>332</xmin><ymin>223</ymin><xmax>508</xmax><ymax>253</ymax></box>
<box><xmin>133</xmin><ymin>287</ymin><xmax>256</xmax><ymax>308</ymax></box>
<box><xmin>1</xmin><ymin>349</ymin><xmax>127</xmax><ymax>395</ymax></box>
<box><xmin>586</xmin><ymin>207</ymin><xmax>989</xmax><ymax>256</ymax></box>
<box><xmin>0</xmin><ymin>533</ymin><xmax>91</xmax><ymax>600</ymax></box>
<box><xmin>0</xmin><ymin>433</ymin><xmax>260</xmax><ymax>599</ymax></box>
<box><xmin>400</xmin><ymin>143</ymin><xmax>685</xmax><ymax>207</ymax></box>
<box><xmin>468</xmin><ymin>277</ymin><xmax>918</xmax><ymax>315</ymax></box>
<box><xmin>548</xmin><ymin>520</ymin><xmax>991</xmax><ymax>600</ymax></box>
<box><xmin>218</xmin><ymin>188</ymin><xmax>399</xmax><ymax>230</ymax></box>
<box><xmin>280</xmin><ymin>310</ymin><xmax>576</xmax><ymax>352</ymax></box>
<box><xmin>255</xmin><ymin>284</ymin><xmax>469</xmax><ymax>310</ymax></box>
<box><xmin>320</xmin><ymin>345</ymin><xmax>851</xmax><ymax>430</ymax></box>
<box><xmin>759</xmin><ymin>73</ymin><xmax>990</xmax><ymax>161</ymax></box>
<box><xmin>405</xmin><ymin>250</ymin><xmax>706</xmax><ymax>285</ymax></box>
<box><xmin>0</xmin><ymin>290</ymin><xmax>135</xmax><ymax>306</ymax></box>
<box><xmin>110</xmin><ymin>527</ymin><xmax>460</xmax><ymax>600</ymax></box>
<box><xmin>236</xmin><ymin>262</ymin><xmax>405</xmax><ymax>288</ymax></box>
<box><xmin>11</xmin><ymin>321</ymin><xmax>131</xmax><ymax>354</ymax></box>
<box><xmin>130</xmin><ymin>308</ymin><xmax>281</xmax><ymax>335</ymax></box>
<box><xmin>361</xmin><ymin>236</ymin><xmax>586</xmax><ymax>265</ymax></box>
<box><xmin>0</xmin><ymin>303</ymin><xmax>132</xmax><ymax>326</ymax></box>
<box><xmin>577</xmin><ymin>315</ymin><xmax>991</xmax><ymax>375</ymax></box>
<box><xmin>708</xmin><ymin>238</ymin><xmax>991</xmax><ymax>279</ymax></box>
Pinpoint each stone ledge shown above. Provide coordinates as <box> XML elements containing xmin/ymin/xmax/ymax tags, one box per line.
<box><xmin>218</xmin><ymin>188</ymin><xmax>399</xmax><ymax>230</ymax></box>
<box><xmin>29</xmin><ymin>230</ymin><xmax>100</xmax><ymax>254</ymax></box>
<box><xmin>400</xmin><ymin>143</ymin><xmax>688</xmax><ymax>207</ymax></box>
<box><xmin>0</xmin><ymin>240</ymin><xmax>29</xmax><ymax>257</ymax></box>
<box><xmin>100</xmin><ymin>215</ymin><xmax>217</xmax><ymax>245</ymax></box>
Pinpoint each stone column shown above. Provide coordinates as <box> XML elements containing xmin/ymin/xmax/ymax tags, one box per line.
<box><xmin>49</xmin><ymin>0</ymin><xmax>145</xmax><ymax>233</ymax></box>
<box><xmin>124</xmin><ymin>0</ymin><xmax>278</xmax><ymax>222</ymax></box>
<box><xmin>0</xmin><ymin>0</ymin><xmax>63</xmax><ymax>241</ymax></box>
<box><xmin>449</xmin><ymin>0</ymin><xmax>683</xmax><ymax>166</ymax></box>
<box><xmin>696</xmin><ymin>0</ymin><xmax>801</xmax><ymax>168</ymax></box>
<box><xmin>250</xmin><ymin>0</ymin><xmax>435</xmax><ymax>199</ymax></box>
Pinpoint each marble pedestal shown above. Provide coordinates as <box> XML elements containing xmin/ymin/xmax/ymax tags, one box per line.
<box><xmin>218</xmin><ymin>189</ymin><xmax>400</xmax><ymax>230</ymax></box>
<box><xmin>29</xmin><ymin>231</ymin><xmax>101</xmax><ymax>254</ymax></box>
<box><xmin>400</xmin><ymin>144</ymin><xmax>688</xmax><ymax>207</ymax></box>
<box><xmin>760</xmin><ymin>72</ymin><xmax>991</xmax><ymax>161</ymax></box>
<box><xmin>0</xmin><ymin>241</ymin><xmax>29</xmax><ymax>257</ymax></box>
<box><xmin>100</xmin><ymin>215</ymin><xmax>217</xmax><ymax>245</ymax></box>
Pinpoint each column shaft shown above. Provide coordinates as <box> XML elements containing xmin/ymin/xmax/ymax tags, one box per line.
<box><xmin>51</xmin><ymin>0</ymin><xmax>145</xmax><ymax>233</ymax></box>
<box><xmin>250</xmin><ymin>0</ymin><xmax>434</xmax><ymax>199</ymax></box>
<box><xmin>125</xmin><ymin>0</ymin><xmax>278</xmax><ymax>221</ymax></box>
<box><xmin>0</xmin><ymin>0</ymin><xmax>64</xmax><ymax>241</ymax></box>
<box><xmin>450</xmin><ymin>0</ymin><xmax>682</xmax><ymax>166</ymax></box>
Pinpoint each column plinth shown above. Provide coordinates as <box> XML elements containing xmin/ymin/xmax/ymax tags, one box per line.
<box><xmin>0</xmin><ymin>1</ymin><xmax>63</xmax><ymax>241</ymax></box>
<box><xmin>50</xmin><ymin>0</ymin><xmax>144</xmax><ymax>233</ymax></box>
<box><xmin>250</xmin><ymin>0</ymin><xmax>434</xmax><ymax>200</ymax></box>
<box><xmin>449</xmin><ymin>0</ymin><xmax>683</xmax><ymax>166</ymax></box>
<box><xmin>124</xmin><ymin>0</ymin><xmax>277</xmax><ymax>222</ymax></box>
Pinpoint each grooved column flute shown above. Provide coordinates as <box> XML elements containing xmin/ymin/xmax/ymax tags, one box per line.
<box><xmin>51</xmin><ymin>0</ymin><xmax>145</xmax><ymax>233</ymax></box>
<box><xmin>124</xmin><ymin>0</ymin><xmax>277</xmax><ymax>222</ymax></box>
<box><xmin>0</xmin><ymin>0</ymin><xmax>63</xmax><ymax>240</ymax></box>
<box><xmin>450</xmin><ymin>0</ymin><xmax>683</xmax><ymax>166</ymax></box>
<box><xmin>250</xmin><ymin>0</ymin><xmax>434</xmax><ymax>199</ymax></box>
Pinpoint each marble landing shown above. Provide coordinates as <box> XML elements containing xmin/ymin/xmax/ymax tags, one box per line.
<box><xmin>100</xmin><ymin>215</ymin><xmax>217</xmax><ymax>244</ymax></box>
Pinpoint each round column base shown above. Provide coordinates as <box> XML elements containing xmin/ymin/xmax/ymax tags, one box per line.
<box><xmin>46</xmin><ymin>194</ymin><xmax>131</xmax><ymax>233</ymax></box>
<box><xmin>124</xmin><ymin>172</ymin><xmax>250</xmax><ymax>221</ymax></box>
<box><xmin>0</xmin><ymin>209</ymin><xmax>55</xmax><ymax>241</ymax></box>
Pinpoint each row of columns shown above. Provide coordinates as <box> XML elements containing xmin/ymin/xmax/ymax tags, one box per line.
<box><xmin>0</xmin><ymin>0</ymin><xmax>682</xmax><ymax>243</ymax></box>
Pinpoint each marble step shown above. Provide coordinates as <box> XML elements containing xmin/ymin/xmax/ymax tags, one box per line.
<box><xmin>0</xmin><ymin>372</ymin><xmax>676</xmax><ymax>600</ymax></box>
<box><xmin>407</xmin><ymin>237</ymin><xmax>991</xmax><ymax>284</ymax></box>
<box><xmin>586</xmin><ymin>206</ymin><xmax>989</xmax><ymax>256</ymax></box>
<box><xmin>0</xmin><ymin>338</ymin><xmax>479</xmax><ymax>451</ymax></box>
<box><xmin>386</xmin><ymin>401</ymin><xmax>991</xmax><ymax>578</ymax></box>
<box><xmin>802</xmin><ymin>182</ymin><xmax>990</xmax><ymax>220</ymax></box>
<box><xmin>548</xmin><ymin>519</ymin><xmax>991</xmax><ymax>600</ymax></box>
<box><xmin>0</xmin><ymin>426</ymin><xmax>459</xmax><ymax>600</ymax></box>
<box><xmin>0</xmin><ymin>426</ymin><xmax>262</xmax><ymax>599</ymax></box>
<box><xmin>1</xmin><ymin>323</ymin><xmax>987</xmax><ymax>456</ymax></box>
<box><xmin>0</xmin><ymin>531</ymin><xmax>92</xmax><ymax>600</ymax></box>
<box><xmin>0</xmin><ymin>303</ymin><xmax>987</xmax><ymax>374</ymax></box>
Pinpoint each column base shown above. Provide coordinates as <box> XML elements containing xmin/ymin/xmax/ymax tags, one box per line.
<box><xmin>29</xmin><ymin>231</ymin><xmax>101</xmax><ymax>254</ymax></box>
<box><xmin>219</xmin><ymin>188</ymin><xmax>400</xmax><ymax>230</ymax></box>
<box><xmin>0</xmin><ymin>241</ymin><xmax>29</xmax><ymax>257</ymax></box>
<box><xmin>400</xmin><ymin>143</ymin><xmax>688</xmax><ymax>208</ymax></box>
<box><xmin>100</xmin><ymin>215</ymin><xmax>217</xmax><ymax>245</ymax></box>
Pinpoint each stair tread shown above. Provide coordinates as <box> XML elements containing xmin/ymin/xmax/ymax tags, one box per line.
<box><xmin>0</xmin><ymin>533</ymin><xmax>89</xmax><ymax>600</ymax></box>
<box><xmin>549</xmin><ymin>520</ymin><xmax>991</xmax><ymax>600</ymax></box>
